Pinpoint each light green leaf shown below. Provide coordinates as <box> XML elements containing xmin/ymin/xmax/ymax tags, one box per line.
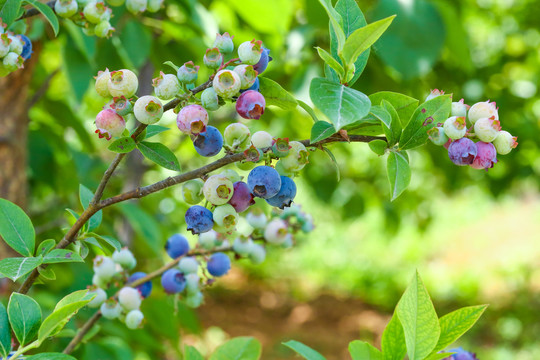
<box><xmin>0</xmin><ymin>0</ymin><xmax>21</xmax><ymax>27</ymax></box>
<box><xmin>425</xmin><ymin>353</ymin><xmax>456</xmax><ymax>360</ymax></box>
<box><xmin>0</xmin><ymin>198</ymin><xmax>35</xmax><ymax>257</ymax></box>
<box><xmin>144</xmin><ymin>125</ymin><xmax>170</xmax><ymax>140</ymax></box>
<box><xmin>258</xmin><ymin>77</ymin><xmax>298</xmax><ymax>110</ymax></box>
<box><xmin>309</xmin><ymin>77</ymin><xmax>371</xmax><ymax>131</ymax></box>
<box><xmin>38</xmin><ymin>266</ymin><xmax>56</xmax><ymax>281</ymax></box>
<box><xmin>318</xmin><ymin>0</ymin><xmax>345</xmax><ymax>53</ymax></box>
<box><xmin>316</xmin><ymin>47</ymin><xmax>344</xmax><ymax>78</ymax></box>
<box><xmin>369</xmin><ymin>92</ymin><xmax>419</xmax><ymax>126</ymax></box>
<box><xmin>37</xmin><ymin>239</ymin><xmax>56</xmax><ymax>256</ymax></box>
<box><xmin>26</xmin><ymin>353</ymin><xmax>77</xmax><ymax>360</ymax></box>
<box><xmin>434</xmin><ymin>305</ymin><xmax>488</xmax><ymax>352</ymax></box>
<box><xmin>163</xmin><ymin>61</ymin><xmax>179</xmax><ymax>72</ymax></box>
<box><xmin>382</xmin><ymin>313</ymin><xmax>407</xmax><ymax>360</ymax></box>
<box><xmin>8</xmin><ymin>293</ymin><xmax>42</xmax><ymax>346</ymax></box>
<box><xmin>369</xmin><ymin>140</ymin><xmax>388</xmax><ymax>156</ymax></box>
<box><xmin>43</xmin><ymin>249</ymin><xmax>84</xmax><ymax>264</ymax></box>
<box><xmin>54</xmin><ymin>290</ymin><xmax>94</xmax><ymax>311</ymax></box>
<box><xmin>93</xmin><ymin>234</ymin><xmax>123</xmax><ymax>252</ymax></box>
<box><xmin>108</xmin><ymin>137</ymin><xmax>136</xmax><ymax>153</ymax></box>
<box><xmin>349</xmin><ymin>340</ymin><xmax>382</xmax><ymax>360</ymax></box>
<box><xmin>137</xmin><ymin>141</ymin><xmax>181</xmax><ymax>172</ymax></box>
<box><xmin>282</xmin><ymin>340</ymin><xmax>326</xmax><ymax>360</ymax></box>
<box><xmin>0</xmin><ymin>256</ymin><xmax>43</xmax><ymax>281</ymax></box>
<box><xmin>380</xmin><ymin>100</ymin><xmax>402</xmax><ymax>146</ymax></box>
<box><xmin>185</xmin><ymin>345</ymin><xmax>204</xmax><ymax>360</ymax></box>
<box><xmin>209</xmin><ymin>336</ymin><xmax>261</xmax><ymax>360</ymax></box>
<box><xmin>396</xmin><ymin>271</ymin><xmax>440</xmax><ymax>360</ymax></box>
<box><xmin>0</xmin><ymin>302</ymin><xmax>11</xmax><ymax>358</ymax></box>
<box><xmin>399</xmin><ymin>95</ymin><xmax>451</xmax><ymax>150</ymax></box>
<box><xmin>22</xmin><ymin>0</ymin><xmax>59</xmax><ymax>35</ymax></box>
<box><xmin>79</xmin><ymin>185</ymin><xmax>102</xmax><ymax>232</ymax></box>
<box><xmin>386</xmin><ymin>151</ymin><xmax>410</xmax><ymax>201</ymax></box>
<box><xmin>341</xmin><ymin>15</ymin><xmax>395</xmax><ymax>67</ymax></box>
<box><xmin>310</xmin><ymin>121</ymin><xmax>335</xmax><ymax>143</ymax></box>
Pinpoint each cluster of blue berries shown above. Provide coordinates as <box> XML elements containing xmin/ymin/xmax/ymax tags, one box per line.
<box><xmin>426</xmin><ymin>90</ymin><xmax>517</xmax><ymax>170</ymax></box>
<box><xmin>0</xmin><ymin>20</ymin><xmax>32</xmax><ymax>77</ymax></box>
<box><xmin>442</xmin><ymin>348</ymin><xmax>478</xmax><ymax>360</ymax></box>
<box><xmin>55</xmin><ymin>0</ymin><xmax>163</xmax><ymax>38</ymax></box>
<box><xmin>88</xmin><ymin>249</ymin><xmax>150</xmax><ymax>329</ymax></box>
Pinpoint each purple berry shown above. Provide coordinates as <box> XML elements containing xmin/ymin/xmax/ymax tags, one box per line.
<box><xmin>207</xmin><ymin>252</ymin><xmax>231</xmax><ymax>277</ymax></box>
<box><xmin>228</xmin><ymin>181</ymin><xmax>255</xmax><ymax>213</ymax></box>
<box><xmin>448</xmin><ymin>138</ymin><xmax>477</xmax><ymax>166</ymax></box>
<box><xmin>247</xmin><ymin>166</ymin><xmax>281</xmax><ymax>199</ymax></box>
<box><xmin>240</xmin><ymin>77</ymin><xmax>260</xmax><ymax>93</ymax></box>
<box><xmin>253</xmin><ymin>47</ymin><xmax>271</xmax><ymax>74</ymax></box>
<box><xmin>185</xmin><ymin>205</ymin><xmax>214</xmax><ymax>234</ymax></box>
<box><xmin>470</xmin><ymin>141</ymin><xmax>497</xmax><ymax>170</ymax></box>
<box><xmin>443</xmin><ymin>348</ymin><xmax>478</xmax><ymax>360</ymax></box>
<box><xmin>192</xmin><ymin>126</ymin><xmax>223</xmax><ymax>157</ymax></box>
<box><xmin>236</xmin><ymin>90</ymin><xmax>265</xmax><ymax>119</ymax></box>
<box><xmin>161</xmin><ymin>269</ymin><xmax>186</xmax><ymax>294</ymax></box>
<box><xmin>266</xmin><ymin>176</ymin><xmax>297</xmax><ymax>209</ymax></box>
<box><xmin>128</xmin><ymin>272</ymin><xmax>152</xmax><ymax>298</ymax></box>
<box><xmin>165</xmin><ymin>234</ymin><xmax>190</xmax><ymax>259</ymax></box>
<box><xmin>19</xmin><ymin>35</ymin><xmax>32</xmax><ymax>60</ymax></box>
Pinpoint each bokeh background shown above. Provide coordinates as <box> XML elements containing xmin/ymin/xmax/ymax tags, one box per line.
<box><xmin>1</xmin><ymin>0</ymin><xmax>539</xmax><ymax>358</ymax></box>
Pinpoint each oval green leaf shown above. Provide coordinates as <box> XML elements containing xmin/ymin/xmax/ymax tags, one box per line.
<box><xmin>0</xmin><ymin>302</ymin><xmax>11</xmax><ymax>358</ymax></box>
<box><xmin>8</xmin><ymin>293</ymin><xmax>42</xmax><ymax>346</ymax></box>
<box><xmin>0</xmin><ymin>256</ymin><xmax>43</xmax><ymax>281</ymax></box>
<box><xmin>0</xmin><ymin>198</ymin><xmax>35</xmax><ymax>257</ymax></box>
<box><xmin>209</xmin><ymin>337</ymin><xmax>261</xmax><ymax>360</ymax></box>
<box><xmin>137</xmin><ymin>141</ymin><xmax>181</xmax><ymax>172</ymax></box>
<box><xmin>282</xmin><ymin>340</ymin><xmax>326</xmax><ymax>360</ymax></box>
<box><xmin>386</xmin><ymin>151</ymin><xmax>411</xmax><ymax>201</ymax></box>
<box><xmin>258</xmin><ymin>77</ymin><xmax>298</xmax><ymax>110</ymax></box>
<box><xmin>108</xmin><ymin>136</ymin><xmax>136</xmax><ymax>153</ymax></box>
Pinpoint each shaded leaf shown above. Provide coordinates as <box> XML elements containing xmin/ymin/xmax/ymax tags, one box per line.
<box><xmin>282</xmin><ymin>340</ymin><xmax>326</xmax><ymax>360</ymax></box>
<box><xmin>0</xmin><ymin>0</ymin><xmax>21</xmax><ymax>26</ymax></box>
<box><xmin>386</xmin><ymin>151</ymin><xmax>410</xmax><ymax>201</ymax></box>
<box><xmin>0</xmin><ymin>198</ymin><xmax>35</xmax><ymax>257</ymax></box>
<box><xmin>137</xmin><ymin>141</ymin><xmax>181</xmax><ymax>172</ymax></box>
<box><xmin>37</xmin><ymin>239</ymin><xmax>56</xmax><ymax>256</ymax></box>
<box><xmin>79</xmin><ymin>185</ymin><xmax>102</xmax><ymax>232</ymax></box>
<box><xmin>22</xmin><ymin>0</ymin><xmax>59</xmax><ymax>35</ymax></box>
<box><xmin>8</xmin><ymin>293</ymin><xmax>41</xmax><ymax>346</ymax></box>
<box><xmin>108</xmin><ymin>137</ymin><xmax>136</xmax><ymax>153</ymax></box>
<box><xmin>0</xmin><ymin>302</ymin><xmax>11</xmax><ymax>358</ymax></box>
<box><xmin>184</xmin><ymin>345</ymin><xmax>204</xmax><ymax>360</ymax></box>
<box><xmin>209</xmin><ymin>337</ymin><xmax>261</xmax><ymax>360</ymax></box>
<box><xmin>369</xmin><ymin>139</ymin><xmax>387</xmax><ymax>156</ymax></box>
<box><xmin>258</xmin><ymin>77</ymin><xmax>298</xmax><ymax>110</ymax></box>
<box><xmin>310</xmin><ymin>121</ymin><xmax>335</xmax><ymax>143</ymax></box>
<box><xmin>43</xmin><ymin>249</ymin><xmax>83</xmax><ymax>264</ymax></box>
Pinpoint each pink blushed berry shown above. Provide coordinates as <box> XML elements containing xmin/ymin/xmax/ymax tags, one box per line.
<box><xmin>95</xmin><ymin>109</ymin><xmax>126</xmax><ymax>140</ymax></box>
<box><xmin>177</xmin><ymin>104</ymin><xmax>209</xmax><ymax>135</ymax></box>
<box><xmin>470</xmin><ymin>142</ymin><xmax>497</xmax><ymax>170</ymax></box>
<box><xmin>236</xmin><ymin>90</ymin><xmax>265</xmax><ymax>119</ymax></box>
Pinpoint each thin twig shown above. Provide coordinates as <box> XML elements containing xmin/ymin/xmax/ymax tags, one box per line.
<box><xmin>62</xmin><ymin>311</ymin><xmax>102</xmax><ymax>354</ymax></box>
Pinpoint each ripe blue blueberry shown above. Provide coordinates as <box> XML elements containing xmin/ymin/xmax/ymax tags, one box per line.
<box><xmin>185</xmin><ymin>205</ymin><xmax>214</xmax><ymax>234</ymax></box>
<box><xmin>266</xmin><ymin>176</ymin><xmax>297</xmax><ymax>209</ymax></box>
<box><xmin>228</xmin><ymin>181</ymin><xmax>255</xmax><ymax>213</ymax></box>
<box><xmin>448</xmin><ymin>138</ymin><xmax>477</xmax><ymax>166</ymax></box>
<box><xmin>19</xmin><ymin>35</ymin><xmax>32</xmax><ymax>60</ymax></box>
<box><xmin>236</xmin><ymin>90</ymin><xmax>266</xmax><ymax>119</ymax></box>
<box><xmin>128</xmin><ymin>272</ymin><xmax>153</xmax><ymax>298</ymax></box>
<box><xmin>207</xmin><ymin>252</ymin><xmax>231</xmax><ymax>277</ymax></box>
<box><xmin>165</xmin><ymin>234</ymin><xmax>190</xmax><ymax>259</ymax></box>
<box><xmin>160</xmin><ymin>269</ymin><xmax>186</xmax><ymax>294</ymax></box>
<box><xmin>193</xmin><ymin>126</ymin><xmax>223</xmax><ymax>157</ymax></box>
<box><xmin>253</xmin><ymin>47</ymin><xmax>271</xmax><ymax>74</ymax></box>
<box><xmin>247</xmin><ymin>166</ymin><xmax>281</xmax><ymax>199</ymax></box>
<box><xmin>443</xmin><ymin>348</ymin><xmax>478</xmax><ymax>360</ymax></box>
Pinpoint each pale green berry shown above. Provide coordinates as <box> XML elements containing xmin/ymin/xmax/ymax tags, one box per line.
<box><xmin>443</xmin><ymin>116</ymin><xmax>467</xmax><ymax>140</ymax></box>
<box><xmin>185</xmin><ymin>291</ymin><xmax>203</xmax><ymax>308</ymax></box>
<box><xmin>198</xmin><ymin>230</ymin><xmax>217</xmax><ymax>249</ymax></box>
<box><xmin>125</xmin><ymin>0</ymin><xmax>147</xmax><ymax>14</ymax></box>
<box><xmin>492</xmin><ymin>130</ymin><xmax>518</xmax><ymax>155</ymax></box>
<box><xmin>246</xmin><ymin>210</ymin><xmax>267</xmax><ymax>229</ymax></box>
<box><xmin>251</xmin><ymin>131</ymin><xmax>273</xmax><ymax>148</ymax></box>
<box><xmin>2</xmin><ymin>52</ymin><xmax>23</xmax><ymax>72</ymax></box>
<box><xmin>146</xmin><ymin>0</ymin><xmax>162</xmax><ymax>12</ymax></box>
<box><xmin>280</xmin><ymin>141</ymin><xmax>309</xmax><ymax>172</ymax></box>
<box><xmin>233</xmin><ymin>237</ymin><xmax>254</xmax><ymax>256</ymax></box>
<box><xmin>275</xmin><ymin>160</ymin><xmax>295</xmax><ymax>177</ymax></box>
<box><xmin>95</xmin><ymin>20</ymin><xmax>114</xmax><ymax>38</ymax></box>
<box><xmin>94</xmin><ymin>68</ymin><xmax>111</xmax><ymax>97</ymax></box>
<box><xmin>451</xmin><ymin>99</ymin><xmax>469</xmax><ymax>117</ymax></box>
<box><xmin>182</xmin><ymin>179</ymin><xmax>204</xmax><ymax>204</ymax></box>
<box><xmin>468</xmin><ymin>100</ymin><xmax>498</xmax><ymax>124</ymax></box>
<box><xmin>178</xmin><ymin>257</ymin><xmax>198</xmax><ymax>274</ymax></box>
<box><xmin>93</xmin><ymin>255</ymin><xmax>117</xmax><ymax>280</ymax></box>
<box><xmin>8</xmin><ymin>34</ymin><xmax>23</xmax><ymax>55</ymax></box>
<box><xmin>203</xmin><ymin>175</ymin><xmax>234</xmax><ymax>205</ymax></box>
<box><xmin>213</xmin><ymin>32</ymin><xmax>234</xmax><ymax>54</ymax></box>
<box><xmin>87</xmin><ymin>287</ymin><xmax>107</xmax><ymax>308</ymax></box>
<box><xmin>54</xmin><ymin>0</ymin><xmax>78</xmax><ymax>18</ymax></box>
<box><xmin>185</xmin><ymin>273</ymin><xmax>200</xmax><ymax>294</ymax></box>
<box><xmin>224</xmin><ymin>123</ymin><xmax>251</xmax><ymax>152</ymax></box>
<box><xmin>134</xmin><ymin>95</ymin><xmax>163</xmax><ymax>124</ymax></box>
<box><xmin>112</xmin><ymin>248</ymin><xmax>136</xmax><ymax>269</ymax></box>
<box><xmin>237</xmin><ymin>39</ymin><xmax>263</xmax><ymax>65</ymax></box>
<box><xmin>248</xmin><ymin>243</ymin><xmax>266</xmax><ymax>264</ymax></box>
<box><xmin>118</xmin><ymin>287</ymin><xmax>142</xmax><ymax>311</ymax></box>
<box><xmin>100</xmin><ymin>299</ymin><xmax>122</xmax><ymax>319</ymax></box>
<box><xmin>233</xmin><ymin>64</ymin><xmax>257</xmax><ymax>89</ymax></box>
<box><xmin>220</xmin><ymin>169</ymin><xmax>242</xmax><ymax>183</ymax></box>
<box><xmin>177</xmin><ymin>61</ymin><xmax>199</xmax><ymax>84</ymax></box>
<box><xmin>92</xmin><ymin>273</ymin><xmax>109</xmax><ymax>288</ymax></box>
<box><xmin>427</xmin><ymin>126</ymin><xmax>449</xmax><ymax>146</ymax></box>
<box><xmin>201</xmin><ymin>87</ymin><xmax>219</xmax><ymax>111</ymax></box>
<box><xmin>108</xmin><ymin>69</ymin><xmax>138</xmax><ymax>98</ymax></box>
<box><xmin>213</xmin><ymin>70</ymin><xmax>241</xmax><ymax>98</ymax></box>
<box><xmin>264</xmin><ymin>218</ymin><xmax>288</xmax><ymax>244</ymax></box>
<box><xmin>152</xmin><ymin>71</ymin><xmax>181</xmax><ymax>100</ymax></box>
<box><xmin>474</xmin><ymin>117</ymin><xmax>501</xmax><ymax>142</ymax></box>
<box><xmin>125</xmin><ymin>309</ymin><xmax>144</xmax><ymax>329</ymax></box>
<box><xmin>203</xmin><ymin>47</ymin><xmax>222</xmax><ymax>69</ymax></box>
<box><xmin>83</xmin><ymin>2</ymin><xmax>111</xmax><ymax>24</ymax></box>
<box><xmin>213</xmin><ymin>204</ymin><xmax>238</xmax><ymax>229</ymax></box>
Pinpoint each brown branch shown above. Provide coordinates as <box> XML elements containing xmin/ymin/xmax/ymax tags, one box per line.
<box><xmin>19</xmin><ymin>1</ymin><xmax>55</xmax><ymax>20</ymax></box>
<box><xmin>62</xmin><ymin>311</ymin><xmax>102</xmax><ymax>354</ymax></box>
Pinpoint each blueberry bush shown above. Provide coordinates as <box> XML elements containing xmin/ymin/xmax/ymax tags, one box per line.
<box><xmin>0</xmin><ymin>0</ymin><xmax>528</xmax><ymax>358</ymax></box>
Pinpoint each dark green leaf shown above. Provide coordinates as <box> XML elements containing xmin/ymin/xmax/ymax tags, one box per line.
<box><xmin>118</xmin><ymin>20</ymin><xmax>151</xmax><ymax>69</ymax></box>
<box><xmin>309</xmin><ymin>77</ymin><xmax>371</xmax><ymax>131</ymax></box>
<box><xmin>434</xmin><ymin>305</ymin><xmax>488</xmax><ymax>353</ymax></box>
<box><xmin>137</xmin><ymin>141</ymin><xmax>181</xmax><ymax>171</ymax></box>
<box><xmin>368</xmin><ymin>140</ymin><xmax>387</xmax><ymax>156</ymax></box>
<box><xmin>22</xmin><ymin>0</ymin><xmax>59</xmax><ymax>35</ymax></box>
<box><xmin>38</xmin><ymin>266</ymin><xmax>56</xmax><ymax>281</ymax></box>
<box><xmin>0</xmin><ymin>256</ymin><xmax>43</xmax><ymax>281</ymax></box>
<box><xmin>382</xmin><ymin>313</ymin><xmax>407</xmax><ymax>360</ymax></box>
<box><xmin>27</xmin><ymin>353</ymin><xmax>77</xmax><ymax>360</ymax></box>
<box><xmin>258</xmin><ymin>77</ymin><xmax>298</xmax><ymax>110</ymax></box>
<box><xmin>282</xmin><ymin>340</ymin><xmax>326</xmax><ymax>360</ymax></box>
<box><xmin>0</xmin><ymin>0</ymin><xmax>21</xmax><ymax>27</ymax></box>
<box><xmin>108</xmin><ymin>137</ymin><xmax>136</xmax><ymax>153</ymax></box>
<box><xmin>8</xmin><ymin>293</ymin><xmax>42</xmax><ymax>346</ymax></box>
<box><xmin>0</xmin><ymin>198</ymin><xmax>35</xmax><ymax>257</ymax></box>
<box><xmin>349</xmin><ymin>340</ymin><xmax>382</xmax><ymax>360</ymax></box>
<box><xmin>62</xmin><ymin>35</ymin><xmax>93</xmax><ymax>101</ymax></box>
<box><xmin>318</xmin><ymin>0</ymin><xmax>345</xmax><ymax>53</ymax></box>
<box><xmin>43</xmin><ymin>249</ymin><xmax>84</xmax><ymax>264</ymax></box>
<box><xmin>79</xmin><ymin>185</ymin><xmax>102</xmax><ymax>232</ymax></box>
<box><xmin>209</xmin><ymin>337</ymin><xmax>261</xmax><ymax>360</ymax></box>
<box><xmin>93</xmin><ymin>235</ymin><xmax>122</xmax><ymax>252</ymax></box>
<box><xmin>0</xmin><ymin>302</ymin><xmax>11</xmax><ymax>358</ymax></box>
<box><xmin>386</xmin><ymin>151</ymin><xmax>410</xmax><ymax>201</ymax></box>
<box><xmin>310</xmin><ymin>121</ymin><xmax>335</xmax><ymax>143</ymax></box>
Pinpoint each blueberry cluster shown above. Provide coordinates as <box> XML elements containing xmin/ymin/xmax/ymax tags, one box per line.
<box><xmin>88</xmin><ymin>249</ymin><xmax>151</xmax><ymax>329</ymax></box>
<box><xmin>427</xmin><ymin>90</ymin><xmax>517</xmax><ymax>170</ymax></box>
<box><xmin>442</xmin><ymin>348</ymin><xmax>478</xmax><ymax>360</ymax></box>
<box><xmin>0</xmin><ymin>20</ymin><xmax>32</xmax><ymax>77</ymax></box>
<box><xmin>54</xmin><ymin>0</ymin><xmax>163</xmax><ymax>38</ymax></box>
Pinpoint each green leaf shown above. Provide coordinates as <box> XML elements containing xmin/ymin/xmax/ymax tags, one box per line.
<box><xmin>316</xmin><ymin>47</ymin><xmax>344</xmax><ymax>78</ymax></box>
<box><xmin>0</xmin><ymin>256</ymin><xmax>43</xmax><ymax>281</ymax></box>
<box><xmin>329</xmin><ymin>0</ymin><xmax>370</xmax><ymax>85</ymax></box>
<box><xmin>0</xmin><ymin>0</ymin><xmax>21</xmax><ymax>27</ymax></box>
<box><xmin>434</xmin><ymin>305</ymin><xmax>488</xmax><ymax>353</ymax></box>
<box><xmin>0</xmin><ymin>198</ymin><xmax>35</xmax><ymax>257</ymax></box>
<box><xmin>309</xmin><ymin>77</ymin><xmax>371</xmax><ymax>131</ymax></box>
<box><xmin>310</xmin><ymin>121</ymin><xmax>335</xmax><ymax>143</ymax></box>
<box><xmin>381</xmin><ymin>313</ymin><xmax>407</xmax><ymax>360</ymax></box>
<box><xmin>386</xmin><ymin>151</ymin><xmax>410</xmax><ymax>201</ymax></box>
<box><xmin>62</xmin><ymin>35</ymin><xmax>93</xmax><ymax>101</ymax></box>
<box><xmin>399</xmin><ymin>95</ymin><xmax>451</xmax><ymax>150</ymax></box>
<box><xmin>282</xmin><ymin>340</ymin><xmax>326</xmax><ymax>360</ymax></box>
<box><xmin>258</xmin><ymin>77</ymin><xmax>298</xmax><ymax>110</ymax></box>
<box><xmin>144</xmin><ymin>125</ymin><xmax>170</xmax><ymax>140</ymax></box>
<box><xmin>209</xmin><ymin>337</ymin><xmax>261</xmax><ymax>360</ymax></box>
<box><xmin>37</xmin><ymin>239</ymin><xmax>56</xmax><ymax>256</ymax></box>
<box><xmin>22</xmin><ymin>0</ymin><xmax>59</xmax><ymax>35</ymax></box>
<box><xmin>8</xmin><ymin>293</ymin><xmax>42</xmax><ymax>346</ymax></box>
<box><xmin>79</xmin><ymin>185</ymin><xmax>102</xmax><ymax>232</ymax></box>
<box><xmin>317</xmin><ymin>0</ymin><xmax>346</xmax><ymax>53</ymax></box>
<box><xmin>425</xmin><ymin>353</ymin><xmax>456</xmax><ymax>360</ymax></box>
<box><xmin>369</xmin><ymin>92</ymin><xmax>419</xmax><ymax>127</ymax></box>
<box><xmin>43</xmin><ymin>249</ymin><xmax>83</xmax><ymax>264</ymax></box>
<box><xmin>185</xmin><ymin>345</ymin><xmax>204</xmax><ymax>360</ymax></box>
<box><xmin>396</xmin><ymin>271</ymin><xmax>440</xmax><ymax>360</ymax></box>
<box><xmin>322</xmin><ymin>147</ymin><xmax>340</xmax><ymax>181</ymax></box>
<box><xmin>369</xmin><ymin>140</ymin><xmax>387</xmax><ymax>156</ymax></box>
<box><xmin>92</xmin><ymin>234</ymin><xmax>122</xmax><ymax>252</ymax></box>
<box><xmin>38</xmin><ymin>266</ymin><xmax>56</xmax><ymax>281</ymax></box>
<box><xmin>26</xmin><ymin>353</ymin><xmax>77</xmax><ymax>360</ymax></box>
<box><xmin>137</xmin><ymin>141</ymin><xmax>181</xmax><ymax>172</ymax></box>
<box><xmin>380</xmin><ymin>100</ymin><xmax>402</xmax><ymax>146</ymax></box>
<box><xmin>0</xmin><ymin>302</ymin><xmax>11</xmax><ymax>358</ymax></box>
<box><xmin>163</xmin><ymin>61</ymin><xmax>180</xmax><ymax>72</ymax></box>
<box><xmin>349</xmin><ymin>340</ymin><xmax>382</xmax><ymax>360</ymax></box>
<box><xmin>108</xmin><ymin>137</ymin><xmax>136</xmax><ymax>153</ymax></box>
<box><xmin>298</xmin><ymin>100</ymin><xmax>319</xmax><ymax>123</ymax></box>
<box><xmin>118</xmin><ymin>20</ymin><xmax>151</xmax><ymax>69</ymax></box>
<box><xmin>341</xmin><ymin>15</ymin><xmax>395</xmax><ymax>67</ymax></box>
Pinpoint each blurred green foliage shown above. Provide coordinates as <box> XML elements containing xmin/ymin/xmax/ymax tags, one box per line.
<box><xmin>5</xmin><ymin>0</ymin><xmax>539</xmax><ymax>358</ymax></box>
